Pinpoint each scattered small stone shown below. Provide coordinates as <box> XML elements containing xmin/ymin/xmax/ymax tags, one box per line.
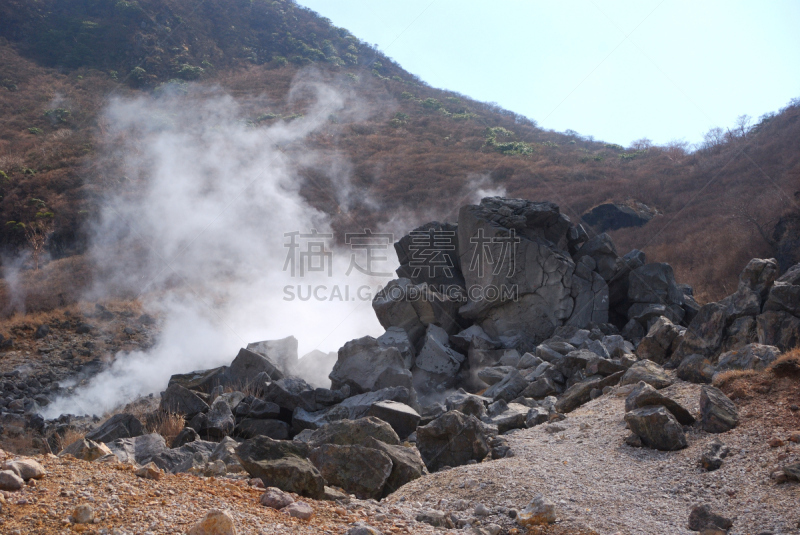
<box><xmin>474</xmin><ymin>503</ymin><xmax>491</xmax><ymax>516</ymax></box>
<box><xmin>134</xmin><ymin>462</ymin><xmax>163</xmax><ymax>480</ymax></box>
<box><xmin>700</xmin><ymin>439</ymin><xmax>730</xmax><ymax>471</ymax></box>
<box><xmin>784</xmin><ymin>462</ymin><xmax>800</xmax><ymax>481</ymax></box>
<box><xmin>688</xmin><ymin>504</ymin><xmax>733</xmax><ymax>532</ymax></box>
<box><xmin>346</xmin><ymin>524</ymin><xmax>383</xmax><ymax>535</ymax></box>
<box><xmin>72</xmin><ymin>504</ymin><xmax>95</xmax><ymax>524</ymax></box>
<box><xmin>768</xmin><ymin>437</ymin><xmax>784</xmax><ymax>448</ymax></box>
<box><xmin>789</xmin><ymin>431</ymin><xmax>800</xmax><ymax>443</ymax></box>
<box><xmin>0</xmin><ymin>470</ymin><xmax>24</xmax><ymax>491</ymax></box>
<box><xmin>260</xmin><ymin>487</ymin><xmax>294</xmax><ymax>510</ymax></box>
<box><xmin>517</xmin><ymin>494</ymin><xmax>556</xmax><ymax>526</ymax></box>
<box><xmin>187</xmin><ymin>509</ymin><xmax>236</xmax><ymax>535</ymax></box>
<box><xmin>284</xmin><ymin>500</ymin><xmax>314</xmax><ymax>520</ymax></box>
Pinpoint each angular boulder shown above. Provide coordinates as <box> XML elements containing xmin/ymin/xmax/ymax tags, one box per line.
<box><xmin>85</xmin><ymin>413</ymin><xmax>145</xmax><ymax>444</ymax></box>
<box><xmin>363</xmin><ymin>437</ymin><xmax>427</xmax><ymax>497</ymax></box>
<box><xmin>160</xmin><ymin>383</ymin><xmax>209</xmax><ymax>418</ymax></box>
<box><xmin>699</xmin><ymin>386</ymin><xmax>738</xmax><ymax>433</ymax></box>
<box><xmin>235</xmin><ymin>437</ymin><xmax>325</xmax><ymax>499</ymax></box>
<box><xmin>329</xmin><ymin>337</ymin><xmax>411</xmax><ymax>395</ymax></box>
<box><xmin>416</xmin><ymin>411</ymin><xmax>490</xmax><ymax>471</ymax></box>
<box><xmin>716</xmin><ymin>343</ymin><xmax>780</xmax><ymax>373</ymax></box>
<box><xmin>624</xmin><ymin>381</ymin><xmax>695</xmax><ymax>425</ymax></box>
<box><xmin>309</xmin><ymin>444</ymin><xmax>392</xmax><ymax>500</ymax></box>
<box><xmin>624</xmin><ymin>406</ymin><xmax>687</xmax><ymax>451</ymax></box>
<box><xmin>364</xmin><ymin>400</ymin><xmax>420</xmax><ymax>440</ymax></box>
<box><xmin>307</xmin><ymin>417</ymin><xmax>400</xmax><ymax>447</ymax></box>
<box><xmin>620</xmin><ymin>360</ymin><xmax>673</xmax><ymax>389</ymax></box>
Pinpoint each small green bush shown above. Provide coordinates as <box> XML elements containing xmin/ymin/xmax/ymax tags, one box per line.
<box><xmin>28</xmin><ymin>127</ymin><xmax>44</xmax><ymax>135</ymax></box>
<box><xmin>272</xmin><ymin>56</ymin><xmax>288</xmax><ymax>67</ymax></box>
<box><xmin>176</xmin><ymin>64</ymin><xmax>204</xmax><ymax>80</ymax></box>
<box><xmin>44</xmin><ymin>108</ymin><xmax>71</xmax><ymax>123</ymax></box>
<box><xmin>421</xmin><ymin>98</ymin><xmax>443</xmax><ymax>110</ymax></box>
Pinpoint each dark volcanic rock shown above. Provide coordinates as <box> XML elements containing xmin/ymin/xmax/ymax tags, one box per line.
<box><xmin>624</xmin><ymin>381</ymin><xmax>695</xmax><ymax>425</ymax></box>
<box><xmin>307</xmin><ymin>417</ymin><xmax>400</xmax><ymax>447</ymax></box>
<box><xmin>235</xmin><ymin>436</ymin><xmax>325</xmax><ymax>499</ymax></box>
<box><xmin>700</xmin><ymin>439</ymin><xmax>730</xmax><ymax>471</ymax></box>
<box><xmin>364</xmin><ymin>400</ymin><xmax>420</xmax><ymax>440</ymax></box>
<box><xmin>677</xmin><ymin>354</ymin><xmax>715</xmax><ymax>384</ymax></box>
<box><xmin>415</xmin><ymin>411</ymin><xmax>489</xmax><ymax>472</ymax></box>
<box><xmin>620</xmin><ymin>360</ymin><xmax>673</xmax><ymax>389</ymax></box>
<box><xmin>624</xmin><ymin>406</ymin><xmax>687</xmax><ymax>451</ymax></box>
<box><xmin>234</xmin><ymin>419</ymin><xmax>290</xmax><ymax>440</ymax></box>
<box><xmin>581</xmin><ymin>202</ymin><xmax>656</xmax><ymax>232</ymax></box>
<box><xmin>160</xmin><ymin>383</ymin><xmax>209</xmax><ymax>417</ymax></box>
<box><xmin>688</xmin><ymin>504</ymin><xmax>734</xmax><ymax>532</ymax></box>
<box><xmin>699</xmin><ymin>386</ymin><xmax>738</xmax><ymax>433</ymax></box>
<box><xmin>85</xmin><ymin>413</ymin><xmax>145</xmax><ymax>444</ymax></box>
<box><xmin>309</xmin><ymin>443</ymin><xmax>393</xmax><ymax>500</ymax></box>
<box><xmin>363</xmin><ymin>437</ymin><xmax>427</xmax><ymax>497</ymax></box>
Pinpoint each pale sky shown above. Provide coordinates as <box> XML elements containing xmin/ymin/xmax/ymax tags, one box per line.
<box><xmin>297</xmin><ymin>0</ymin><xmax>800</xmax><ymax>147</ymax></box>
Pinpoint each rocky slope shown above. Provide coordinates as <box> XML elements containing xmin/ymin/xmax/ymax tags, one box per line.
<box><xmin>1</xmin><ymin>196</ymin><xmax>799</xmax><ymax>534</ymax></box>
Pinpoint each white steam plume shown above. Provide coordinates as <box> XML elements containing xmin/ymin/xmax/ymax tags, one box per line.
<box><xmin>43</xmin><ymin>75</ymin><xmax>393</xmax><ymax>418</ymax></box>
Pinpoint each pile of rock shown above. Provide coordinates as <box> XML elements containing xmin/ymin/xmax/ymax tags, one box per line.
<box><xmin>49</xmin><ymin>196</ymin><xmax>799</xmax><ymax>503</ymax></box>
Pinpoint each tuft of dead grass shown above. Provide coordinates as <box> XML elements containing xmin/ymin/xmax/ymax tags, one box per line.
<box><xmin>713</xmin><ymin>369</ymin><xmax>760</xmax><ymax>388</ymax></box>
<box><xmin>53</xmin><ymin>427</ymin><xmax>86</xmax><ymax>453</ymax></box>
<box><xmin>146</xmin><ymin>412</ymin><xmax>185</xmax><ymax>448</ymax></box>
<box><xmin>769</xmin><ymin>348</ymin><xmax>800</xmax><ymax>377</ymax></box>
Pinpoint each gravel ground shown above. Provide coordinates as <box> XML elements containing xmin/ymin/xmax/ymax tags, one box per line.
<box><xmin>388</xmin><ymin>378</ymin><xmax>800</xmax><ymax>535</ymax></box>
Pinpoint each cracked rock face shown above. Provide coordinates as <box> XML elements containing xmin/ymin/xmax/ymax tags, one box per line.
<box><xmin>455</xmin><ymin>198</ymin><xmax>607</xmax><ymax>343</ymax></box>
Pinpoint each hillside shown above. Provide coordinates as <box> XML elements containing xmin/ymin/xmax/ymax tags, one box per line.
<box><xmin>0</xmin><ymin>0</ymin><xmax>799</xmax><ymax>315</ymax></box>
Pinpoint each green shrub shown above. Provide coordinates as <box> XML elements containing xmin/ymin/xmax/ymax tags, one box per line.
<box><xmin>0</xmin><ymin>170</ymin><xmax>9</xmax><ymax>182</ymax></box>
<box><xmin>272</xmin><ymin>56</ymin><xmax>288</xmax><ymax>67</ymax></box>
<box><xmin>130</xmin><ymin>66</ymin><xmax>146</xmax><ymax>81</ymax></box>
<box><xmin>401</xmin><ymin>91</ymin><xmax>415</xmax><ymax>100</ymax></box>
<box><xmin>176</xmin><ymin>64</ymin><xmax>204</xmax><ymax>80</ymax></box>
<box><xmin>28</xmin><ymin>127</ymin><xmax>44</xmax><ymax>135</ymax></box>
<box><xmin>421</xmin><ymin>98</ymin><xmax>443</xmax><ymax>110</ymax></box>
<box><xmin>2</xmin><ymin>79</ymin><xmax>18</xmax><ymax>91</ymax></box>
<box><xmin>484</xmin><ymin>127</ymin><xmax>533</xmax><ymax>155</ymax></box>
<box><xmin>44</xmin><ymin>108</ymin><xmax>71</xmax><ymax>123</ymax></box>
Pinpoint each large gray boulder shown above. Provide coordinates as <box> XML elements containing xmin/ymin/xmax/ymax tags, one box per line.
<box><xmin>160</xmin><ymin>383</ymin><xmax>209</xmax><ymax>418</ymax></box>
<box><xmin>444</xmin><ymin>389</ymin><xmax>489</xmax><ymax>419</ymax></box>
<box><xmin>483</xmin><ymin>369</ymin><xmax>529</xmax><ymax>402</ymax></box>
<box><xmin>363</xmin><ymin>437</ymin><xmax>427</xmax><ymax>497</ymax></box>
<box><xmin>167</xmin><ymin>366</ymin><xmax>228</xmax><ymax>394</ymax></box>
<box><xmin>624</xmin><ymin>406</ymin><xmax>687</xmax><ymax>451</ymax></box>
<box><xmin>150</xmin><ymin>440</ymin><xmax>217</xmax><ymax>474</ymax></box>
<box><xmin>364</xmin><ymin>401</ymin><xmax>420</xmax><ymax>439</ymax></box>
<box><xmin>581</xmin><ymin>203</ymin><xmax>655</xmax><ymax>232</ymax></box>
<box><xmin>716</xmin><ymin>344</ymin><xmax>780</xmax><ymax>373</ymax></box>
<box><xmin>329</xmin><ymin>336</ymin><xmax>412</xmax><ymax>395</ymax></box>
<box><xmin>394</xmin><ymin>221</ymin><xmax>465</xmax><ymax>288</ymax></box>
<box><xmin>205</xmin><ymin>398</ymin><xmax>235</xmax><ymax>438</ymax></box>
<box><xmin>309</xmin><ymin>444</ymin><xmax>392</xmax><ymax>500</ymax></box>
<box><xmin>416</xmin><ymin>411</ymin><xmax>490</xmax><ymax>471</ymax></box>
<box><xmin>229</xmin><ymin>347</ymin><xmax>284</xmax><ymax>385</ymax></box>
<box><xmin>414</xmin><ymin>325</ymin><xmax>465</xmax><ymax>377</ymax></box>
<box><xmin>572</xmin><ymin>233</ymin><xmax>618</xmax><ymax>281</ymax></box>
<box><xmin>554</xmin><ymin>371</ymin><xmax>624</xmax><ymax>413</ymax></box>
<box><xmin>262</xmin><ymin>377</ymin><xmax>318</xmax><ymax>412</ymax></box>
<box><xmin>306</xmin><ymin>417</ymin><xmax>400</xmax><ymax>447</ymax></box>
<box><xmin>85</xmin><ymin>414</ymin><xmax>145</xmax><ymax>444</ymax></box>
<box><xmin>756</xmin><ymin>310</ymin><xmax>800</xmax><ymax>351</ymax></box>
<box><xmin>107</xmin><ymin>433</ymin><xmax>168</xmax><ymax>465</ymax></box>
<box><xmin>246</xmin><ymin>336</ymin><xmax>298</xmax><ymax>376</ymax></box>
<box><xmin>635</xmin><ymin>317</ymin><xmax>684</xmax><ymax>365</ymax></box>
<box><xmin>457</xmin><ymin>198</ymin><xmax>589</xmax><ymax>342</ymax></box>
<box><xmin>235</xmin><ymin>437</ymin><xmax>325</xmax><ymax>498</ymax></box>
<box><xmin>234</xmin><ymin>419</ymin><xmax>290</xmax><ymax>440</ymax></box>
<box><xmin>673</xmin><ymin>303</ymin><xmax>729</xmax><ymax>361</ymax></box>
<box><xmin>377</xmin><ymin>327</ymin><xmax>415</xmax><ymax>369</ymax></box>
<box><xmin>620</xmin><ymin>360</ymin><xmax>673</xmax><ymax>389</ymax></box>
<box><xmin>624</xmin><ymin>381</ymin><xmax>695</xmax><ymax>425</ymax></box>
<box><xmin>372</xmin><ymin>278</ymin><xmax>425</xmax><ymax>345</ymax></box>
<box><xmin>627</xmin><ymin>263</ymin><xmax>684</xmax><ymax>310</ymax></box>
<box><xmin>699</xmin><ymin>386</ymin><xmax>738</xmax><ymax>433</ymax></box>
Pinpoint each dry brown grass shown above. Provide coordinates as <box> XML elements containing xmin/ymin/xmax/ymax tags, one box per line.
<box><xmin>712</xmin><ymin>369</ymin><xmax>760</xmax><ymax>388</ymax></box>
<box><xmin>769</xmin><ymin>347</ymin><xmax>800</xmax><ymax>377</ymax></box>
<box><xmin>51</xmin><ymin>427</ymin><xmax>85</xmax><ymax>453</ymax></box>
<box><xmin>0</xmin><ymin>433</ymin><xmax>36</xmax><ymax>456</ymax></box>
<box><xmin>145</xmin><ymin>412</ymin><xmax>185</xmax><ymax>448</ymax></box>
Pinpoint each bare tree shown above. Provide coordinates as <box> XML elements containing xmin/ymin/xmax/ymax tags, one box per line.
<box><xmin>23</xmin><ymin>219</ymin><xmax>53</xmax><ymax>271</ymax></box>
